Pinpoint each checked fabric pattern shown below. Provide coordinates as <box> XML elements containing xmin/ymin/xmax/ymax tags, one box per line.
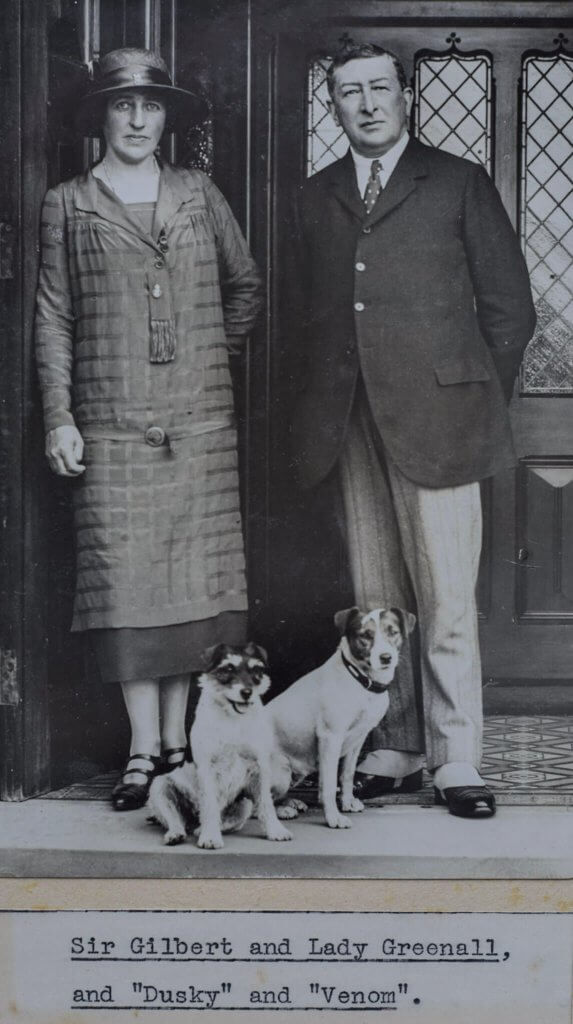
<box><xmin>35</xmin><ymin>165</ymin><xmax>262</xmax><ymax>632</ymax></box>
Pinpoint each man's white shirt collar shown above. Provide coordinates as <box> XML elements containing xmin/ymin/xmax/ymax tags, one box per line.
<box><xmin>350</xmin><ymin>132</ymin><xmax>410</xmax><ymax>198</ymax></box>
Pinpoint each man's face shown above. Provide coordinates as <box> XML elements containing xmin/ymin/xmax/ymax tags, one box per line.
<box><xmin>328</xmin><ymin>55</ymin><xmax>413</xmax><ymax>158</ymax></box>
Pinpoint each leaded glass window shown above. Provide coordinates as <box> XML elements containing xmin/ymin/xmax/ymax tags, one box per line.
<box><xmin>306</xmin><ymin>57</ymin><xmax>347</xmax><ymax>176</ymax></box>
<box><xmin>520</xmin><ymin>51</ymin><xmax>573</xmax><ymax>394</ymax></box>
<box><xmin>414</xmin><ymin>50</ymin><xmax>492</xmax><ymax>172</ymax></box>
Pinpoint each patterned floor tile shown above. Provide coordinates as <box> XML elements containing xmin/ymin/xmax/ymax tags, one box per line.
<box><xmin>43</xmin><ymin>716</ymin><xmax>573</xmax><ymax>805</ymax></box>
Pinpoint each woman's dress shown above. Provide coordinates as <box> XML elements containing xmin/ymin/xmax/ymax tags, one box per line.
<box><xmin>35</xmin><ymin>165</ymin><xmax>262</xmax><ymax>680</ymax></box>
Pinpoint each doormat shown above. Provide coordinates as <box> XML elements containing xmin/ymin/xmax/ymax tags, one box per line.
<box><xmin>43</xmin><ymin>715</ymin><xmax>573</xmax><ymax>805</ymax></box>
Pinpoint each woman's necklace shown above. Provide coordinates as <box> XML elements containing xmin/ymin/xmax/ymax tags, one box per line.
<box><xmin>100</xmin><ymin>157</ymin><xmax>160</xmax><ymax>202</ymax></box>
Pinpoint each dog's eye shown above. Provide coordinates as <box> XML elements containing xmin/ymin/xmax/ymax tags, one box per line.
<box><xmin>357</xmin><ymin>631</ymin><xmax>374</xmax><ymax>645</ymax></box>
<box><xmin>216</xmin><ymin>664</ymin><xmax>236</xmax><ymax>681</ymax></box>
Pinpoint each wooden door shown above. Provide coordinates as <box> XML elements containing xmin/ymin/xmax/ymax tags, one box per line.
<box><xmin>249</xmin><ymin>1</ymin><xmax>573</xmax><ymax>694</ymax></box>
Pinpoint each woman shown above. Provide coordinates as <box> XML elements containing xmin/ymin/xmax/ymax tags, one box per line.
<box><xmin>35</xmin><ymin>48</ymin><xmax>263</xmax><ymax>810</ymax></box>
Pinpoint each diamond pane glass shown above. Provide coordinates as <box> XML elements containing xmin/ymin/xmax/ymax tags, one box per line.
<box><xmin>414</xmin><ymin>53</ymin><xmax>492</xmax><ymax>171</ymax></box>
<box><xmin>520</xmin><ymin>53</ymin><xmax>573</xmax><ymax>394</ymax></box>
<box><xmin>306</xmin><ymin>58</ymin><xmax>348</xmax><ymax>175</ymax></box>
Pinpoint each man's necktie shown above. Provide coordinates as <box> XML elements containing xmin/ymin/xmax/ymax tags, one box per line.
<box><xmin>363</xmin><ymin>159</ymin><xmax>382</xmax><ymax>215</ymax></box>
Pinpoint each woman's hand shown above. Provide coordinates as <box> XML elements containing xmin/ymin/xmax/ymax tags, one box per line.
<box><xmin>45</xmin><ymin>425</ymin><xmax>85</xmax><ymax>477</ymax></box>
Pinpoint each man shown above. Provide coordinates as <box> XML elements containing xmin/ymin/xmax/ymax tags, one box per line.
<box><xmin>288</xmin><ymin>41</ymin><xmax>536</xmax><ymax>817</ymax></box>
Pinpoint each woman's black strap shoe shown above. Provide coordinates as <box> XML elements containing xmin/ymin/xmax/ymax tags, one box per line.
<box><xmin>111</xmin><ymin>753</ymin><xmax>163</xmax><ymax>811</ymax></box>
<box><xmin>162</xmin><ymin>746</ymin><xmax>189</xmax><ymax>771</ymax></box>
<box><xmin>434</xmin><ymin>785</ymin><xmax>496</xmax><ymax>818</ymax></box>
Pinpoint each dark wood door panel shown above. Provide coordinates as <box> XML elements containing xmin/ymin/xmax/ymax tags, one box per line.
<box><xmin>517</xmin><ymin>458</ymin><xmax>573</xmax><ymax>622</ymax></box>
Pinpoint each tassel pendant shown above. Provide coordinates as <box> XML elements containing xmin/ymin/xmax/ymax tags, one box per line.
<box><xmin>150</xmin><ymin>319</ymin><xmax>176</xmax><ymax>363</ymax></box>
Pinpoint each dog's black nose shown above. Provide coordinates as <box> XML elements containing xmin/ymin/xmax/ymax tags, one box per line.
<box><xmin>240</xmin><ymin>688</ymin><xmax>252</xmax><ymax>701</ymax></box>
<box><xmin>380</xmin><ymin>654</ymin><xmax>392</xmax><ymax>667</ymax></box>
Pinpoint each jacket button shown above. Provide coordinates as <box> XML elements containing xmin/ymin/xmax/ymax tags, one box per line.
<box><xmin>362</xmin><ymin>226</ymin><xmax>372</xmax><ymax>234</ymax></box>
<box><xmin>355</xmin><ymin>261</ymin><xmax>366</xmax><ymax>271</ymax></box>
<box><xmin>154</xmin><ymin>257</ymin><xmax>165</xmax><ymax>268</ymax></box>
<box><xmin>145</xmin><ymin>426</ymin><xmax>166</xmax><ymax>447</ymax></box>
<box><xmin>354</xmin><ymin>302</ymin><xmax>365</xmax><ymax>312</ymax></box>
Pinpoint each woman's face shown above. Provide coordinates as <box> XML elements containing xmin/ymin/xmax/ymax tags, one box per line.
<box><xmin>102</xmin><ymin>90</ymin><xmax>166</xmax><ymax>165</ymax></box>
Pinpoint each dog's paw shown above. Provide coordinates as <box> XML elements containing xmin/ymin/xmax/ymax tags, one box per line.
<box><xmin>276</xmin><ymin>797</ymin><xmax>307</xmax><ymax>819</ymax></box>
<box><xmin>197</xmin><ymin>831</ymin><xmax>224</xmax><ymax>850</ymax></box>
<box><xmin>276</xmin><ymin>804</ymin><xmax>299</xmax><ymax>820</ymax></box>
<box><xmin>163</xmin><ymin>830</ymin><xmax>185</xmax><ymax>846</ymax></box>
<box><xmin>289</xmin><ymin>798</ymin><xmax>308</xmax><ymax>813</ymax></box>
<box><xmin>266</xmin><ymin>824</ymin><xmax>293</xmax><ymax>842</ymax></box>
<box><xmin>340</xmin><ymin>796</ymin><xmax>364</xmax><ymax>813</ymax></box>
<box><xmin>325</xmin><ymin>812</ymin><xmax>352</xmax><ymax>829</ymax></box>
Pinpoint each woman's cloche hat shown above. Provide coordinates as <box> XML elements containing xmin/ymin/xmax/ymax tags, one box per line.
<box><xmin>75</xmin><ymin>47</ymin><xmax>209</xmax><ymax>135</ymax></box>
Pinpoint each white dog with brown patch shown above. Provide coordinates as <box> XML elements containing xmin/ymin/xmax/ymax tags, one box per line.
<box><xmin>268</xmin><ymin>607</ymin><xmax>416</xmax><ymax>829</ymax></box>
<box><xmin>148</xmin><ymin>643</ymin><xmax>293</xmax><ymax>849</ymax></box>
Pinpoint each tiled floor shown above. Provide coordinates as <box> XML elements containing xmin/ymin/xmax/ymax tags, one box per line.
<box><xmin>44</xmin><ymin>715</ymin><xmax>573</xmax><ymax>806</ymax></box>
<box><xmin>480</xmin><ymin>715</ymin><xmax>573</xmax><ymax>803</ymax></box>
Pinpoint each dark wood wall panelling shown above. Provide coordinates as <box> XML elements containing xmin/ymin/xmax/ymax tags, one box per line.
<box><xmin>177</xmin><ymin>1</ymin><xmax>279</xmax><ymax>657</ymax></box>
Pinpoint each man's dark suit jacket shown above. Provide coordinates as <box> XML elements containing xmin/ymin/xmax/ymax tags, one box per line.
<box><xmin>289</xmin><ymin>138</ymin><xmax>536</xmax><ymax>490</ymax></box>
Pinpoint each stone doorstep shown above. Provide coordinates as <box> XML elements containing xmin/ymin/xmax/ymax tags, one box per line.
<box><xmin>0</xmin><ymin>799</ymin><xmax>571</xmax><ymax>879</ymax></box>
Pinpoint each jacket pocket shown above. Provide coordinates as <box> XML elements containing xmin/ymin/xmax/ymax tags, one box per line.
<box><xmin>434</xmin><ymin>357</ymin><xmax>491</xmax><ymax>385</ymax></box>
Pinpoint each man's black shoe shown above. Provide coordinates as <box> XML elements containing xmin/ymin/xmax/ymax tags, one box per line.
<box><xmin>353</xmin><ymin>768</ymin><xmax>424</xmax><ymax>800</ymax></box>
<box><xmin>434</xmin><ymin>784</ymin><xmax>496</xmax><ymax>818</ymax></box>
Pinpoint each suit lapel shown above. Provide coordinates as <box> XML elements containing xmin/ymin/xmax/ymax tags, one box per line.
<box><xmin>366</xmin><ymin>138</ymin><xmax>428</xmax><ymax>228</ymax></box>
<box><xmin>328</xmin><ymin>150</ymin><xmax>367</xmax><ymax>222</ymax></box>
<box><xmin>327</xmin><ymin>139</ymin><xmax>429</xmax><ymax>226</ymax></box>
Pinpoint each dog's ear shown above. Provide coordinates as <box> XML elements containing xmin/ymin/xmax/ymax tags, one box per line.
<box><xmin>390</xmin><ymin>607</ymin><xmax>417</xmax><ymax>636</ymax></box>
<box><xmin>244</xmin><ymin>641</ymin><xmax>269</xmax><ymax>666</ymax></box>
<box><xmin>334</xmin><ymin>607</ymin><xmax>362</xmax><ymax>636</ymax></box>
<box><xmin>201</xmin><ymin>643</ymin><xmax>229</xmax><ymax>671</ymax></box>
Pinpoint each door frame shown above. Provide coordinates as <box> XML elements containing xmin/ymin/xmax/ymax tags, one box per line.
<box><xmin>1</xmin><ymin>0</ymin><xmax>571</xmax><ymax>799</ymax></box>
<box><xmin>0</xmin><ymin>0</ymin><xmax>52</xmax><ymax>799</ymax></box>
<box><xmin>248</xmin><ymin>0</ymin><xmax>573</xmax><ymax>685</ymax></box>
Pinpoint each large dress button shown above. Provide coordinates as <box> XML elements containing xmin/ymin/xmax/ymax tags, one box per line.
<box><xmin>145</xmin><ymin>426</ymin><xmax>166</xmax><ymax>447</ymax></box>
<box><xmin>355</xmin><ymin>261</ymin><xmax>366</xmax><ymax>271</ymax></box>
<box><xmin>354</xmin><ymin>301</ymin><xmax>365</xmax><ymax>312</ymax></box>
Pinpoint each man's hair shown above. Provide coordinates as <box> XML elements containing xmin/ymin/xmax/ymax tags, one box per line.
<box><xmin>326</xmin><ymin>42</ymin><xmax>408</xmax><ymax>97</ymax></box>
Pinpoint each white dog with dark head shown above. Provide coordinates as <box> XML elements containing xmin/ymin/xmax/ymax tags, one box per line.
<box><xmin>268</xmin><ymin>607</ymin><xmax>416</xmax><ymax>829</ymax></box>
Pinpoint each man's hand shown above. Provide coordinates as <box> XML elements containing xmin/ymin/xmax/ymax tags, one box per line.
<box><xmin>45</xmin><ymin>425</ymin><xmax>85</xmax><ymax>477</ymax></box>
